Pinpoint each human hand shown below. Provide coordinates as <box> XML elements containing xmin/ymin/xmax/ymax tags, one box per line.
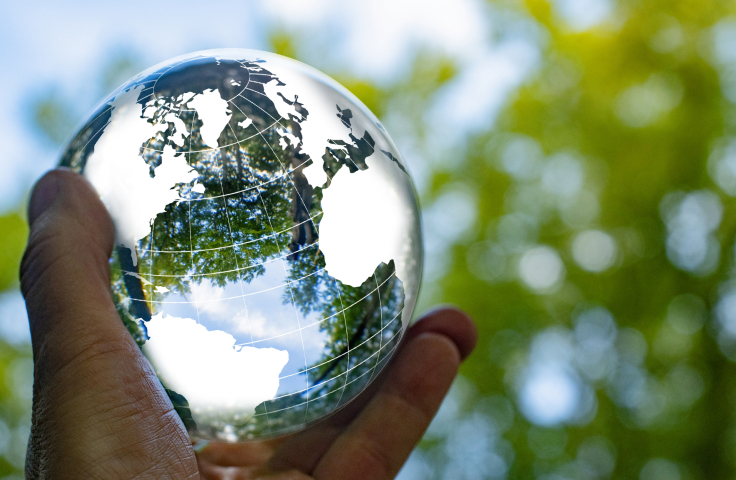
<box><xmin>21</xmin><ymin>169</ymin><xmax>477</xmax><ymax>479</ymax></box>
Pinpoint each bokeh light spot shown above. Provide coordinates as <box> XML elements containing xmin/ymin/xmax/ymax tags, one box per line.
<box><xmin>571</xmin><ymin>230</ymin><xmax>618</xmax><ymax>273</ymax></box>
<box><xmin>660</xmin><ymin>189</ymin><xmax>722</xmax><ymax>275</ymax></box>
<box><xmin>519</xmin><ymin>365</ymin><xmax>582</xmax><ymax>426</ymax></box>
<box><xmin>666</xmin><ymin>294</ymin><xmax>706</xmax><ymax>335</ymax></box>
<box><xmin>640</xmin><ymin>458</ymin><xmax>681</xmax><ymax>480</ymax></box>
<box><xmin>501</xmin><ymin>135</ymin><xmax>543</xmax><ymax>181</ymax></box>
<box><xmin>541</xmin><ymin>153</ymin><xmax>584</xmax><ymax>198</ymax></box>
<box><xmin>552</xmin><ymin>0</ymin><xmax>613</xmax><ymax>31</ymax></box>
<box><xmin>615</xmin><ymin>73</ymin><xmax>683</xmax><ymax>128</ymax></box>
<box><xmin>518</xmin><ymin>246</ymin><xmax>565</xmax><ymax>292</ymax></box>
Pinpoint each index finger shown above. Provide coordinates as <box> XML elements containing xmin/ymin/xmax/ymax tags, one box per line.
<box><xmin>312</xmin><ymin>308</ymin><xmax>476</xmax><ymax>480</ymax></box>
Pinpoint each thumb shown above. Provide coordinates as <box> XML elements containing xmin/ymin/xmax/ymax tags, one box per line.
<box><xmin>23</xmin><ymin>168</ymin><xmax>118</xmax><ymax>357</ymax></box>
<box><xmin>21</xmin><ymin>169</ymin><xmax>199</xmax><ymax>479</ymax></box>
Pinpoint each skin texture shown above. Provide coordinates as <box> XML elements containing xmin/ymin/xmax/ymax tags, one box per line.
<box><xmin>20</xmin><ymin>169</ymin><xmax>478</xmax><ymax>479</ymax></box>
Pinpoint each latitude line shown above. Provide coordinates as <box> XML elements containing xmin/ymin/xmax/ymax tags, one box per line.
<box><xmin>124</xmin><ymin>263</ymin><xmax>326</xmax><ymax>300</ymax></box>
<box><xmin>136</xmin><ymin>212</ymin><xmax>323</xmax><ymax>254</ymax></box>
<box><xmin>257</xmin><ymin>337</ymin><xmax>402</xmax><ymax>419</ymax></box>
<box><xmin>275</xmin><ymin>307</ymin><xmax>402</xmax><ymax>384</ymax></box>
<box><xmin>235</xmin><ymin>93</ymin><xmax>284</xmax><ymax>126</ymax></box>
<box><xmin>126</xmin><ymin>269</ymin><xmax>395</xmax><ymax>345</ymax></box>
<box><xmin>141</xmin><ymin>118</ymin><xmax>283</xmax><ymax>154</ymax></box>
<box><xmin>121</xmin><ymin>240</ymin><xmax>321</xmax><ymax>279</ymax></box>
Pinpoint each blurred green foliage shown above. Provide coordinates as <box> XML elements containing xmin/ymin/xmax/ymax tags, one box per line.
<box><xmin>0</xmin><ymin>213</ymin><xmax>29</xmax><ymax>477</ymax></box>
<box><xmin>31</xmin><ymin>91</ymin><xmax>77</xmax><ymax>146</ymax></box>
<box><xmin>435</xmin><ymin>0</ymin><xmax>736</xmax><ymax>478</ymax></box>
<box><xmin>4</xmin><ymin>0</ymin><xmax>736</xmax><ymax>478</ymax></box>
<box><xmin>0</xmin><ymin>215</ymin><xmax>26</xmax><ymax>292</ymax></box>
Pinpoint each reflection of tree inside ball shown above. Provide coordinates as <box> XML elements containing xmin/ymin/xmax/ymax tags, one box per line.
<box><xmin>59</xmin><ymin>49</ymin><xmax>422</xmax><ymax>442</ymax></box>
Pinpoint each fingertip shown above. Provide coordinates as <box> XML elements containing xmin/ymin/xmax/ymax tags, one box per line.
<box><xmin>406</xmin><ymin>306</ymin><xmax>478</xmax><ymax>361</ymax></box>
<box><xmin>21</xmin><ymin>167</ymin><xmax>115</xmax><ymax>310</ymax></box>
<box><xmin>408</xmin><ymin>331</ymin><xmax>463</xmax><ymax>372</ymax></box>
<box><xmin>27</xmin><ymin>168</ymin><xmax>113</xmax><ymax>246</ymax></box>
<box><xmin>28</xmin><ymin>169</ymin><xmax>62</xmax><ymax>226</ymax></box>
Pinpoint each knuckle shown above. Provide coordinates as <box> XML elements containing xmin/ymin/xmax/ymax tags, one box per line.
<box><xmin>20</xmin><ymin>215</ymin><xmax>111</xmax><ymax>301</ymax></box>
<box><xmin>36</xmin><ymin>328</ymin><xmax>133</xmax><ymax>378</ymax></box>
<box><xmin>380</xmin><ymin>390</ymin><xmax>431</xmax><ymax>427</ymax></box>
<box><xmin>20</xmin><ymin>227</ymin><xmax>68</xmax><ymax>299</ymax></box>
<box><xmin>281</xmin><ymin>470</ymin><xmax>313</xmax><ymax>480</ymax></box>
<box><xmin>351</xmin><ymin>437</ymin><xmax>393</xmax><ymax>480</ymax></box>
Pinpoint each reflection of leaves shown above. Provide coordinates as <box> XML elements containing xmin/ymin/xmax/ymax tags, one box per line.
<box><xmin>305</xmin><ymin>260</ymin><xmax>404</xmax><ymax>393</ymax></box>
<box><xmin>259</xmin><ymin>260</ymin><xmax>405</xmax><ymax>436</ymax></box>
<box><xmin>58</xmin><ymin>55</ymin><xmax>409</xmax><ymax>441</ymax></box>
<box><xmin>120</xmin><ymin>102</ymin><xmax>297</xmax><ymax>313</ymax></box>
<box><xmin>324</xmin><ymin>130</ymin><xmax>375</xmax><ymax>174</ymax></box>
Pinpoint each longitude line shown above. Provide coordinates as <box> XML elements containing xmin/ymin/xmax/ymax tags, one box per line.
<box><xmin>257</xmin><ymin>188</ymin><xmax>311</xmax><ymax>425</ymax></box>
<box><xmin>221</xmin><ymin>111</ymin><xmax>275</xmax><ymax>429</ymax></box>
<box><xmin>258</xmin><ymin>335</ymin><xmax>404</xmax><ymax>416</ymax></box>
<box><xmin>364</xmin><ymin>275</ymin><xmax>385</xmax><ymax>390</ymax></box>
<box><xmin>186</xmin><ymin>112</ymin><xmax>203</xmax><ymax>328</ymax></box>
<box><xmin>223</xmin><ymin>121</ymin><xmax>255</xmax><ymax>347</ymax></box>
<box><xmin>241</xmin><ymin>104</ymin><xmax>325</xmax><ymax>246</ymax></box>
<box><xmin>246</xmin><ymin>106</ymin><xmax>381</xmax><ymax>419</ymax></box>
<box><xmin>238</xmin><ymin>98</ymin><xmax>324</xmax><ymax>424</ymax></box>
<box><xmin>332</xmin><ymin>284</ymin><xmax>351</xmax><ymax>411</ymax></box>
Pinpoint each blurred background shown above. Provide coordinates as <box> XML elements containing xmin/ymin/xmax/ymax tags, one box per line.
<box><xmin>1</xmin><ymin>0</ymin><xmax>736</xmax><ymax>478</ymax></box>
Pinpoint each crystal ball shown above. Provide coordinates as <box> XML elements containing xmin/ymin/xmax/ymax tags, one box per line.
<box><xmin>59</xmin><ymin>49</ymin><xmax>422</xmax><ymax>441</ymax></box>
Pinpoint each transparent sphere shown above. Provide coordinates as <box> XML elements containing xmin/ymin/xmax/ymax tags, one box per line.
<box><xmin>59</xmin><ymin>49</ymin><xmax>422</xmax><ymax>442</ymax></box>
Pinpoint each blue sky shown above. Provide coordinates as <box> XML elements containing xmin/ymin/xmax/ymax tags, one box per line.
<box><xmin>0</xmin><ymin>0</ymin><xmax>543</xmax><ymax>213</ymax></box>
<box><xmin>0</xmin><ymin>1</ymin><xmax>638</xmax><ymax>471</ymax></box>
<box><xmin>0</xmin><ymin>0</ymin><xmax>543</xmax><ymax>383</ymax></box>
<box><xmin>0</xmin><ymin>0</ymin><xmax>269</xmax><ymax>212</ymax></box>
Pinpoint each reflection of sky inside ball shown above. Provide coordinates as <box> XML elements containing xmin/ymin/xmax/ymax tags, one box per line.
<box><xmin>160</xmin><ymin>262</ymin><xmax>329</xmax><ymax>397</ymax></box>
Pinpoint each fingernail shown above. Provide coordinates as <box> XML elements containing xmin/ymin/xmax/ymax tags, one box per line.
<box><xmin>28</xmin><ymin>171</ymin><xmax>61</xmax><ymax>226</ymax></box>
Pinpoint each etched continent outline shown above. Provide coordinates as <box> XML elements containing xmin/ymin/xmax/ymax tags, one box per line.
<box><xmin>84</xmin><ymin>85</ymin><xmax>199</xmax><ymax>265</ymax></box>
<box><xmin>143</xmin><ymin>313</ymin><xmax>289</xmax><ymax>423</ymax></box>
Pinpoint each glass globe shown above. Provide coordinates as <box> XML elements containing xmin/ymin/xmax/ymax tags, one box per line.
<box><xmin>59</xmin><ymin>49</ymin><xmax>422</xmax><ymax>442</ymax></box>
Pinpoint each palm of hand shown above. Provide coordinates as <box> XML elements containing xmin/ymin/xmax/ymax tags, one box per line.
<box><xmin>21</xmin><ymin>170</ymin><xmax>476</xmax><ymax>480</ymax></box>
<box><xmin>196</xmin><ymin>316</ymin><xmax>468</xmax><ymax>480</ymax></box>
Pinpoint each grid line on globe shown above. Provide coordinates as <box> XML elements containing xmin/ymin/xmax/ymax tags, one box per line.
<box><xmin>58</xmin><ymin>49</ymin><xmax>422</xmax><ymax>441</ymax></box>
